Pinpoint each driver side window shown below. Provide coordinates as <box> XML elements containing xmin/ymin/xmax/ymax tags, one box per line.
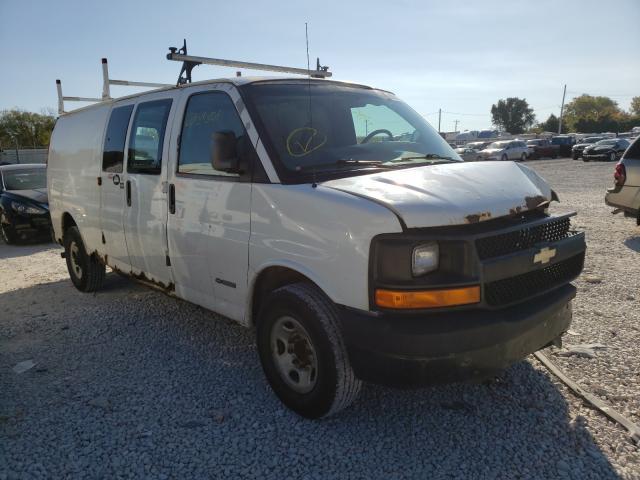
<box><xmin>351</xmin><ymin>104</ymin><xmax>415</xmax><ymax>144</ymax></box>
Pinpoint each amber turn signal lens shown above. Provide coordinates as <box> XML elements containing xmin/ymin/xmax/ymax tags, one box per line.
<box><xmin>375</xmin><ymin>286</ymin><xmax>481</xmax><ymax>309</ymax></box>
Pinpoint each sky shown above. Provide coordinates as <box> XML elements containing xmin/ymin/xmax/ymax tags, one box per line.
<box><xmin>0</xmin><ymin>0</ymin><xmax>638</xmax><ymax>132</ymax></box>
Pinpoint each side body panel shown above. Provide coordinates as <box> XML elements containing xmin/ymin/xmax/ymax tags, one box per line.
<box><xmin>248</xmin><ymin>184</ymin><xmax>402</xmax><ymax>322</ymax></box>
<box><xmin>48</xmin><ymin>104</ymin><xmax>111</xmax><ymax>251</ymax></box>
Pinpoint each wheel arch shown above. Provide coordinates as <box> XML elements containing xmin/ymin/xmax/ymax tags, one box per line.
<box><xmin>248</xmin><ymin>263</ymin><xmax>334</xmax><ymax>327</ymax></box>
<box><xmin>59</xmin><ymin>212</ymin><xmax>77</xmax><ymax>244</ymax></box>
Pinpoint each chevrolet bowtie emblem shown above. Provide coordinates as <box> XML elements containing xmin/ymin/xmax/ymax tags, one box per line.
<box><xmin>534</xmin><ymin>247</ymin><xmax>556</xmax><ymax>265</ymax></box>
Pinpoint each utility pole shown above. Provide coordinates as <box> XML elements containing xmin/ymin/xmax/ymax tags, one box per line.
<box><xmin>438</xmin><ymin>108</ymin><xmax>442</xmax><ymax>133</ymax></box>
<box><xmin>454</xmin><ymin>119</ymin><xmax>459</xmax><ymax>132</ymax></box>
<box><xmin>558</xmin><ymin>84</ymin><xmax>567</xmax><ymax>134</ymax></box>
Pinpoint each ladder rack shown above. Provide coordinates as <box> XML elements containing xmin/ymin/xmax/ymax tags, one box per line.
<box><xmin>166</xmin><ymin>39</ymin><xmax>332</xmax><ymax>85</ymax></box>
<box><xmin>56</xmin><ymin>58</ymin><xmax>172</xmax><ymax>115</ymax></box>
<box><xmin>55</xmin><ymin>41</ymin><xmax>333</xmax><ymax>114</ymax></box>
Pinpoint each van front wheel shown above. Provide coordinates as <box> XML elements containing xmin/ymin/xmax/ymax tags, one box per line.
<box><xmin>63</xmin><ymin>226</ymin><xmax>105</xmax><ymax>292</ymax></box>
<box><xmin>256</xmin><ymin>282</ymin><xmax>362</xmax><ymax>419</ymax></box>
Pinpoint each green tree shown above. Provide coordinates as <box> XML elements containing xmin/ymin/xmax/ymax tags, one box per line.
<box><xmin>0</xmin><ymin>109</ymin><xmax>56</xmax><ymax>150</ymax></box>
<box><xmin>630</xmin><ymin>96</ymin><xmax>640</xmax><ymax>116</ymax></box>
<box><xmin>562</xmin><ymin>94</ymin><xmax>621</xmax><ymax>132</ymax></box>
<box><xmin>538</xmin><ymin>113</ymin><xmax>563</xmax><ymax>133</ymax></box>
<box><xmin>490</xmin><ymin>97</ymin><xmax>535</xmax><ymax>134</ymax></box>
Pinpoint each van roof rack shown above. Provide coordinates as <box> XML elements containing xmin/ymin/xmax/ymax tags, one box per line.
<box><xmin>56</xmin><ymin>41</ymin><xmax>332</xmax><ymax>115</ymax></box>
<box><xmin>55</xmin><ymin>59</ymin><xmax>172</xmax><ymax>115</ymax></box>
<box><xmin>166</xmin><ymin>39</ymin><xmax>332</xmax><ymax>86</ymax></box>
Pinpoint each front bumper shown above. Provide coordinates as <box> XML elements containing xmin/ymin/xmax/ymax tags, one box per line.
<box><xmin>340</xmin><ymin>284</ymin><xmax>574</xmax><ymax>387</ymax></box>
<box><xmin>3</xmin><ymin>211</ymin><xmax>52</xmax><ymax>238</ymax></box>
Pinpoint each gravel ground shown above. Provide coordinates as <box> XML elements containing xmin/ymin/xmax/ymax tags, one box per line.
<box><xmin>1</xmin><ymin>158</ymin><xmax>639</xmax><ymax>479</ymax></box>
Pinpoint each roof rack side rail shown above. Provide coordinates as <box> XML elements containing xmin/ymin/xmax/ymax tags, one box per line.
<box><xmin>101</xmin><ymin>58</ymin><xmax>172</xmax><ymax>99</ymax></box>
<box><xmin>166</xmin><ymin>39</ymin><xmax>332</xmax><ymax>86</ymax></box>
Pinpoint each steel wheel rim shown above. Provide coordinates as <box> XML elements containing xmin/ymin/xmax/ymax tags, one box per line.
<box><xmin>69</xmin><ymin>241</ymin><xmax>83</xmax><ymax>280</ymax></box>
<box><xmin>270</xmin><ymin>316</ymin><xmax>318</xmax><ymax>394</ymax></box>
<box><xmin>611</xmin><ymin>152</ymin><xmax>616</xmax><ymax>162</ymax></box>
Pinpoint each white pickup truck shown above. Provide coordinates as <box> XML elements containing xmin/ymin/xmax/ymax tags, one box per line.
<box><xmin>48</xmin><ymin>76</ymin><xmax>586</xmax><ymax>418</ymax></box>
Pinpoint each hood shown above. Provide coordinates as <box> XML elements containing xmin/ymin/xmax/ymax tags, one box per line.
<box><xmin>4</xmin><ymin>188</ymin><xmax>49</xmax><ymax>206</ymax></box>
<box><xmin>321</xmin><ymin>161</ymin><xmax>552</xmax><ymax>228</ymax></box>
<box><xmin>482</xmin><ymin>148</ymin><xmax>504</xmax><ymax>154</ymax></box>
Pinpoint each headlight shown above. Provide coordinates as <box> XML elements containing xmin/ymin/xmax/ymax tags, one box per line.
<box><xmin>412</xmin><ymin>242</ymin><xmax>439</xmax><ymax>276</ymax></box>
<box><xmin>10</xmin><ymin>201</ymin><xmax>46</xmax><ymax>215</ymax></box>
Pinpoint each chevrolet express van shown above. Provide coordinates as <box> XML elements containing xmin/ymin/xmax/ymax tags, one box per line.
<box><xmin>48</xmin><ymin>76</ymin><xmax>586</xmax><ymax>418</ymax></box>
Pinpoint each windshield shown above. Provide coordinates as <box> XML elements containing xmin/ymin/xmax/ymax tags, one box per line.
<box><xmin>241</xmin><ymin>83</ymin><xmax>460</xmax><ymax>180</ymax></box>
<box><xmin>596</xmin><ymin>139</ymin><xmax>617</xmax><ymax>146</ymax></box>
<box><xmin>584</xmin><ymin>137</ymin><xmax>602</xmax><ymax>143</ymax></box>
<box><xmin>2</xmin><ymin>168</ymin><xmax>46</xmax><ymax>190</ymax></box>
<box><xmin>526</xmin><ymin>140</ymin><xmax>540</xmax><ymax>145</ymax></box>
<box><xmin>488</xmin><ymin>141</ymin><xmax>509</xmax><ymax>149</ymax></box>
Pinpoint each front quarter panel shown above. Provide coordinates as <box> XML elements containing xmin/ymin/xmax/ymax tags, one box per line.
<box><xmin>249</xmin><ymin>184</ymin><xmax>402</xmax><ymax>313</ymax></box>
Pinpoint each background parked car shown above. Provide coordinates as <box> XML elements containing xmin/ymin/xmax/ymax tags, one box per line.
<box><xmin>551</xmin><ymin>135</ymin><xmax>576</xmax><ymax>157</ymax></box>
<box><xmin>479</xmin><ymin>140</ymin><xmax>529</xmax><ymax>161</ymax></box>
<box><xmin>454</xmin><ymin>146</ymin><xmax>482</xmax><ymax>161</ymax></box>
<box><xmin>605</xmin><ymin>137</ymin><xmax>640</xmax><ymax>224</ymax></box>
<box><xmin>464</xmin><ymin>141</ymin><xmax>492</xmax><ymax>151</ymax></box>
<box><xmin>526</xmin><ymin>139</ymin><xmax>559</xmax><ymax>159</ymax></box>
<box><xmin>0</xmin><ymin>164</ymin><xmax>51</xmax><ymax>244</ymax></box>
<box><xmin>572</xmin><ymin>136</ymin><xmax>605</xmax><ymax>159</ymax></box>
<box><xmin>583</xmin><ymin>138</ymin><xmax>631</xmax><ymax>162</ymax></box>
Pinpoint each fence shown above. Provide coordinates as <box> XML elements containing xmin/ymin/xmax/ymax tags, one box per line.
<box><xmin>0</xmin><ymin>148</ymin><xmax>48</xmax><ymax>165</ymax></box>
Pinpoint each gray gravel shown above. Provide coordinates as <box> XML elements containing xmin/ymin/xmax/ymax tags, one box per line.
<box><xmin>1</xmin><ymin>158</ymin><xmax>639</xmax><ymax>479</ymax></box>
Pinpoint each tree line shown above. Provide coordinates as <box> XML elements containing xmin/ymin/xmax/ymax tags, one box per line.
<box><xmin>491</xmin><ymin>95</ymin><xmax>640</xmax><ymax>134</ymax></box>
<box><xmin>0</xmin><ymin>109</ymin><xmax>56</xmax><ymax>150</ymax></box>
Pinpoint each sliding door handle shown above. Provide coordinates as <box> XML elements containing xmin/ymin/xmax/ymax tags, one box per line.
<box><xmin>126</xmin><ymin>180</ymin><xmax>132</xmax><ymax>207</ymax></box>
<box><xmin>169</xmin><ymin>183</ymin><xmax>175</xmax><ymax>214</ymax></box>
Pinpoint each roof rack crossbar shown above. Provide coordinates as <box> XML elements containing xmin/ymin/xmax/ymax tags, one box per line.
<box><xmin>56</xmin><ymin>79</ymin><xmax>102</xmax><ymax>115</ymax></box>
<box><xmin>166</xmin><ymin>39</ymin><xmax>332</xmax><ymax>85</ymax></box>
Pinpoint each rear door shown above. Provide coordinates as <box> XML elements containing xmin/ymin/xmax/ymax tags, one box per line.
<box><xmin>100</xmin><ymin>102</ymin><xmax>135</xmax><ymax>271</ymax></box>
<box><xmin>123</xmin><ymin>96</ymin><xmax>175</xmax><ymax>287</ymax></box>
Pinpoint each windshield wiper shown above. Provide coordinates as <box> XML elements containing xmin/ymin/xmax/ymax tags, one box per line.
<box><xmin>335</xmin><ymin>159</ymin><xmax>385</xmax><ymax>166</ymax></box>
<box><xmin>389</xmin><ymin>153</ymin><xmax>457</xmax><ymax>163</ymax></box>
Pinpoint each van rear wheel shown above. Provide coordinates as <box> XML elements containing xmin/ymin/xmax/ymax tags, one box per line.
<box><xmin>63</xmin><ymin>226</ymin><xmax>105</xmax><ymax>292</ymax></box>
<box><xmin>256</xmin><ymin>282</ymin><xmax>361</xmax><ymax>419</ymax></box>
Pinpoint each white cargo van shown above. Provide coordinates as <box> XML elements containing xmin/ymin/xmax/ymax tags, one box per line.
<box><xmin>48</xmin><ymin>58</ymin><xmax>586</xmax><ymax>418</ymax></box>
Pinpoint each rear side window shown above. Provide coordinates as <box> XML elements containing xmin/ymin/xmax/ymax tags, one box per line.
<box><xmin>127</xmin><ymin>99</ymin><xmax>172</xmax><ymax>174</ymax></box>
<box><xmin>178</xmin><ymin>92</ymin><xmax>251</xmax><ymax>178</ymax></box>
<box><xmin>102</xmin><ymin>105</ymin><xmax>134</xmax><ymax>173</ymax></box>
<box><xmin>623</xmin><ymin>137</ymin><xmax>640</xmax><ymax>159</ymax></box>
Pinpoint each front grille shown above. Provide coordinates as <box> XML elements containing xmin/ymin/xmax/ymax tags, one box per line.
<box><xmin>476</xmin><ymin>216</ymin><xmax>572</xmax><ymax>260</ymax></box>
<box><xmin>484</xmin><ymin>253</ymin><xmax>584</xmax><ymax>306</ymax></box>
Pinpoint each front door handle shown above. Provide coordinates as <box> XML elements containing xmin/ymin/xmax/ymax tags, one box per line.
<box><xmin>126</xmin><ymin>180</ymin><xmax>132</xmax><ymax>207</ymax></box>
<box><xmin>169</xmin><ymin>183</ymin><xmax>175</xmax><ymax>214</ymax></box>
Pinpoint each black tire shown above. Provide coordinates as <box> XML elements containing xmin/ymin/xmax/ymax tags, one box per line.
<box><xmin>501</xmin><ymin>154</ymin><xmax>508</xmax><ymax>161</ymax></box>
<box><xmin>0</xmin><ymin>213</ymin><xmax>18</xmax><ymax>244</ymax></box>
<box><xmin>63</xmin><ymin>226</ymin><xmax>105</xmax><ymax>292</ymax></box>
<box><xmin>256</xmin><ymin>282</ymin><xmax>362</xmax><ymax>419</ymax></box>
<box><xmin>520</xmin><ymin>153</ymin><xmax>527</xmax><ymax>162</ymax></box>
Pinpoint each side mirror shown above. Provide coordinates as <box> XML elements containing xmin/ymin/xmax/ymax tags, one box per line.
<box><xmin>210</xmin><ymin>131</ymin><xmax>242</xmax><ymax>174</ymax></box>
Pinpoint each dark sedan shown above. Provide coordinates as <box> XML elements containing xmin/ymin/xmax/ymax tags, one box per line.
<box><xmin>583</xmin><ymin>138</ymin><xmax>630</xmax><ymax>162</ymax></box>
<box><xmin>0</xmin><ymin>164</ymin><xmax>51</xmax><ymax>244</ymax></box>
<box><xmin>571</xmin><ymin>136</ymin><xmax>605</xmax><ymax>160</ymax></box>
